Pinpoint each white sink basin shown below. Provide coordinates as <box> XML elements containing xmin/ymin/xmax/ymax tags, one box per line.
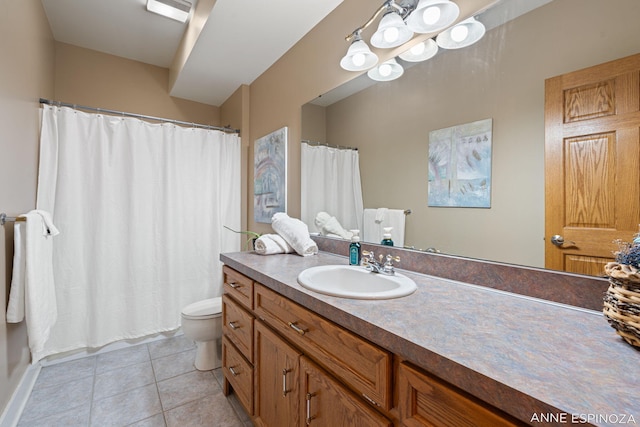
<box><xmin>297</xmin><ymin>265</ymin><xmax>417</xmax><ymax>300</ymax></box>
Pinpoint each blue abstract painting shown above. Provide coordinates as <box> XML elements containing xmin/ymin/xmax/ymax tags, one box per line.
<box><xmin>254</xmin><ymin>127</ymin><xmax>287</xmax><ymax>223</ymax></box>
<box><xmin>428</xmin><ymin>119</ymin><xmax>492</xmax><ymax>208</ymax></box>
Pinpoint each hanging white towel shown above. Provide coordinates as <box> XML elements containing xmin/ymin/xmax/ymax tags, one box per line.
<box><xmin>255</xmin><ymin>234</ymin><xmax>294</xmax><ymax>255</ymax></box>
<box><xmin>271</xmin><ymin>212</ymin><xmax>318</xmax><ymax>256</ymax></box>
<box><xmin>6</xmin><ymin>222</ymin><xmax>26</xmax><ymax>322</ymax></box>
<box><xmin>6</xmin><ymin>211</ymin><xmax>59</xmax><ymax>358</ymax></box>
<box><xmin>375</xmin><ymin>208</ymin><xmax>388</xmax><ymax>223</ymax></box>
<box><xmin>362</xmin><ymin>208</ymin><xmax>406</xmax><ymax>247</ymax></box>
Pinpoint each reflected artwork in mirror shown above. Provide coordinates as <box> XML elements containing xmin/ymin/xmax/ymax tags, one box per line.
<box><xmin>300</xmin><ymin>0</ymin><xmax>640</xmax><ymax>276</ymax></box>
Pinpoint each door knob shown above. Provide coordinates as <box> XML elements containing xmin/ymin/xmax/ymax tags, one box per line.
<box><xmin>551</xmin><ymin>234</ymin><xmax>575</xmax><ymax>247</ymax></box>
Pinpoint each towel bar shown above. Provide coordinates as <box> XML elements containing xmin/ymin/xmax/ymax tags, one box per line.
<box><xmin>0</xmin><ymin>213</ymin><xmax>26</xmax><ymax>225</ymax></box>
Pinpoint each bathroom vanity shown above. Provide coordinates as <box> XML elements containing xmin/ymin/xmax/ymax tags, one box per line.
<box><xmin>220</xmin><ymin>246</ymin><xmax>638</xmax><ymax>426</ymax></box>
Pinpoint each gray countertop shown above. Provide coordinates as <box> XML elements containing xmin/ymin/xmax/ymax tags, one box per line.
<box><xmin>221</xmin><ymin>251</ymin><xmax>639</xmax><ymax>426</ymax></box>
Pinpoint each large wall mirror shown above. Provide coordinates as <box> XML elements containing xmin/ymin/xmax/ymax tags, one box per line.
<box><xmin>301</xmin><ymin>0</ymin><xmax>640</xmax><ymax>275</ymax></box>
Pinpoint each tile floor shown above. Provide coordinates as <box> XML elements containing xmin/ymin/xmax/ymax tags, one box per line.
<box><xmin>17</xmin><ymin>335</ymin><xmax>252</xmax><ymax>427</ymax></box>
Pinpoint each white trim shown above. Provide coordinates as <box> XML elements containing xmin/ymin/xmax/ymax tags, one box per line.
<box><xmin>0</xmin><ymin>364</ymin><xmax>41</xmax><ymax>427</ymax></box>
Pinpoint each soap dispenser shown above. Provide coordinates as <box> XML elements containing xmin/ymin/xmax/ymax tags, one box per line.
<box><xmin>381</xmin><ymin>227</ymin><xmax>394</xmax><ymax>246</ymax></box>
<box><xmin>349</xmin><ymin>230</ymin><xmax>361</xmax><ymax>265</ymax></box>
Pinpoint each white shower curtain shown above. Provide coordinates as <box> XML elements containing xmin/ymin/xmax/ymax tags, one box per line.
<box><xmin>301</xmin><ymin>142</ymin><xmax>363</xmax><ymax>235</ymax></box>
<box><xmin>34</xmin><ymin>105</ymin><xmax>240</xmax><ymax>362</ymax></box>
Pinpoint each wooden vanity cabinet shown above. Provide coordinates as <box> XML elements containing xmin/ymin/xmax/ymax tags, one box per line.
<box><xmin>221</xmin><ymin>266</ymin><xmax>255</xmax><ymax>415</ymax></box>
<box><xmin>397</xmin><ymin>362</ymin><xmax>524</xmax><ymax>427</ymax></box>
<box><xmin>254</xmin><ymin>321</ymin><xmax>301</xmax><ymax>427</ymax></box>
<box><xmin>222</xmin><ymin>294</ymin><xmax>254</xmax><ymax>363</ymax></box>
<box><xmin>254</xmin><ymin>282</ymin><xmax>392</xmax><ymax>411</ymax></box>
<box><xmin>301</xmin><ymin>356</ymin><xmax>393</xmax><ymax>427</ymax></box>
<box><xmin>223</xmin><ymin>265</ymin><xmax>253</xmax><ymax>309</ymax></box>
<box><xmin>222</xmin><ymin>265</ymin><xmax>523</xmax><ymax>427</ymax></box>
<box><xmin>222</xmin><ymin>336</ymin><xmax>253</xmax><ymax>414</ymax></box>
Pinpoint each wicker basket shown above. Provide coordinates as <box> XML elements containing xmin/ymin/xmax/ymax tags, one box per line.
<box><xmin>603</xmin><ymin>262</ymin><xmax>640</xmax><ymax>349</ymax></box>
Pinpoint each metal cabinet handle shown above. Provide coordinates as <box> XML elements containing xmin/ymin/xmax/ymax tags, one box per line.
<box><xmin>288</xmin><ymin>321</ymin><xmax>306</xmax><ymax>336</ymax></box>
<box><xmin>305</xmin><ymin>392</ymin><xmax>317</xmax><ymax>425</ymax></box>
<box><xmin>228</xmin><ymin>282</ymin><xmax>241</xmax><ymax>289</ymax></box>
<box><xmin>228</xmin><ymin>366</ymin><xmax>239</xmax><ymax>377</ymax></box>
<box><xmin>282</xmin><ymin>368</ymin><xmax>291</xmax><ymax>396</ymax></box>
<box><xmin>228</xmin><ymin>321</ymin><xmax>239</xmax><ymax>330</ymax></box>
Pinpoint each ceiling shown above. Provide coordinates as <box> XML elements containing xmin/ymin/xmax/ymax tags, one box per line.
<box><xmin>40</xmin><ymin>0</ymin><xmax>343</xmax><ymax>107</ymax></box>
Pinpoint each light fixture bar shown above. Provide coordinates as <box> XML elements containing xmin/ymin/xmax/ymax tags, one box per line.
<box><xmin>346</xmin><ymin>0</ymin><xmax>402</xmax><ymax>42</ymax></box>
<box><xmin>146</xmin><ymin>0</ymin><xmax>192</xmax><ymax>23</ymax></box>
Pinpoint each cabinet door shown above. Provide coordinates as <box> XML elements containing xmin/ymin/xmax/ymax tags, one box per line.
<box><xmin>300</xmin><ymin>356</ymin><xmax>392</xmax><ymax>427</ymax></box>
<box><xmin>254</xmin><ymin>321</ymin><xmax>301</xmax><ymax>427</ymax></box>
<box><xmin>398</xmin><ymin>362</ymin><xmax>522</xmax><ymax>427</ymax></box>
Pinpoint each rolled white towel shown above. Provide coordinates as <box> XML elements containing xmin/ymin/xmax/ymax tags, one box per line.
<box><xmin>314</xmin><ymin>212</ymin><xmax>353</xmax><ymax>240</ymax></box>
<box><xmin>271</xmin><ymin>212</ymin><xmax>318</xmax><ymax>256</ymax></box>
<box><xmin>255</xmin><ymin>234</ymin><xmax>294</xmax><ymax>255</ymax></box>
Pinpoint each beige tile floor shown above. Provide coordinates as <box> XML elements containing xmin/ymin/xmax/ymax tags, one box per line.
<box><xmin>17</xmin><ymin>335</ymin><xmax>252</xmax><ymax>427</ymax></box>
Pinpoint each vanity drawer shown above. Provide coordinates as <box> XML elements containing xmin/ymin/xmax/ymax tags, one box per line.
<box><xmin>222</xmin><ymin>294</ymin><xmax>254</xmax><ymax>363</ymax></box>
<box><xmin>254</xmin><ymin>283</ymin><xmax>392</xmax><ymax>411</ymax></box>
<box><xmin>397</xmin><ymin>362</ymin><xmax>522</xmax><ymax>427</ymax></box>
<box><xmin>222</xmin><ymin>336</ymin><xmax>254</xmax><ymax>415</ymax></box>
<box><xmin>223</xmin><ymin>265</ymin><xmax>253</xmax><ymax>310</ymax></box>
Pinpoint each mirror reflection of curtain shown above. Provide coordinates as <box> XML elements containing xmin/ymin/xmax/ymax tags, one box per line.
<box><xmin>301</xmin><ymin>142</ymin><xmax>363</xmax><ymax>236</ymax></box>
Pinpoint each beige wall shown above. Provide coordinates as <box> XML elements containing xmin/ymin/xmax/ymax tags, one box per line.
<box><xmin>0</xmin><ymin>0</ymin><xmax>55</xmax><ymax>415</ymax></box>
<box><xmin>301</xmin><ymin>104</ymin><xmax>326</xmax><ymax>144</ymax></box>
<box><xmin>296</xmin><ymin>0</ymin><xmax>640</xmax><ymax>267</ymax></box>
<box><xmin>55</xmin><ymin>42</ymin><xmax>220</xmax><ymax>125</ymax></box>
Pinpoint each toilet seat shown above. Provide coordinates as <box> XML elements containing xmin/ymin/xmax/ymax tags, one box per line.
<box><xmin>181</xmin><ymin>297</ymin><xmax>222</xmax><ymax>320</ymax></box>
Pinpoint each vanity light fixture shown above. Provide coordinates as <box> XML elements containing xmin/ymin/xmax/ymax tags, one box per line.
<box><xmin>146</xmin><ymin>0</ymin><xmax>192</xmax><ymax>23</ymax></box>
<box><xmin>340</xmin><ymin>32</ymin><xmax>380</xmax><ymax>71</ymax></box>
<box><xmin>399</xmin><ymin>38</ymin><xmax>438</xmax><ymax>62</ymax></box>
<box><xmin>367</xmin><ymin>58</ymin><xmax>404</xmax><ymax>81</ymax></box>
<box><xmin>371</xmin><ymin>10</ymin><xmax>414</xmax><ymax>48</ymax></box>
<box><xmin>405</xmin><ymin>0</ymin><xmax>460</xmax><ymax>34</ymax></box>
<box><xmin>340</xmin><ymin>0</ymin><xmax>487</xmax><ymax>81</ymax></box>
<box><xmin>340</xmin><ymin>0</ymin><xmax>460</xmax><ymax>74</ymax></box>
<box><xmin>436</xmin><ymin>16</ymin><xmax>486</xmax><ymax>49</ymax></box>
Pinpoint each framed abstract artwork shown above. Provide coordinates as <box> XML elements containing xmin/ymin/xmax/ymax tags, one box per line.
<box><xmin>254</xmin><ymin>127</ymin><xmax>287</xmax><ymax>223</ymax></box>
<box><xmin>428</xmin><ymin>118</ymin><xmax>493</xmax><ymax>208</ymax></box>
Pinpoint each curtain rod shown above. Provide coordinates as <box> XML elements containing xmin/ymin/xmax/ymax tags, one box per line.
<box><xmin>301</xmin><ymin>139</ymin><xmax>358</xmax><ymax>151</ymax></box>
<box><xmin>39</xmin><ymin>98</ymin><xmax>240</xmax><ymax>134</ymax></box>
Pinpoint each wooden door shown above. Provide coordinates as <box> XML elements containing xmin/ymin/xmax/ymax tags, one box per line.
<box><xmin>545</xmin><ymin>53</ymin><xmax>640</xmax><ymax>275</ymax></box>
<box><xmin>254</xmin><ymin>321</ymin><xmax>301</xmax><ymax>427</ymax></box>
<box><xmin>300</xmin><ymin>356</ymin><xmax>392</xmax><ymax>427</ymax></box>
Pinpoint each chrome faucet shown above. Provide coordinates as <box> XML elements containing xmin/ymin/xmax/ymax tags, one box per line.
<box><xmin>361</xmin><ymin>250</ymin><xmax>400</xmax><ymax>275</ymax></box>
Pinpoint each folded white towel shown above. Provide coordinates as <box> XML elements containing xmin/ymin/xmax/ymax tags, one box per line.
<box><xmin>255</xmin><ymin>234</ymin><xmax>294</xmax><ymax>255</ymax></box>
<box><xmin>6</xmin><ymin>211</ymin><xmax>59</xmax><ymax>357</ymax></box>
<box><xmin>314</xmin><ymin>212</ymin><xmax>353</xmax><ymax>240</ymax></box>
<box><xmin>271</xmin><ymin>212</ymin><xmax>318</xmax><ymax>256</ymax></box>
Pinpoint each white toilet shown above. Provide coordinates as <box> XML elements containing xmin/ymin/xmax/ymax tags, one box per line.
<box><xmin>181</xmin><ymin>297</ymin><xmax>223</xmax><ymax>371</ymax></box>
